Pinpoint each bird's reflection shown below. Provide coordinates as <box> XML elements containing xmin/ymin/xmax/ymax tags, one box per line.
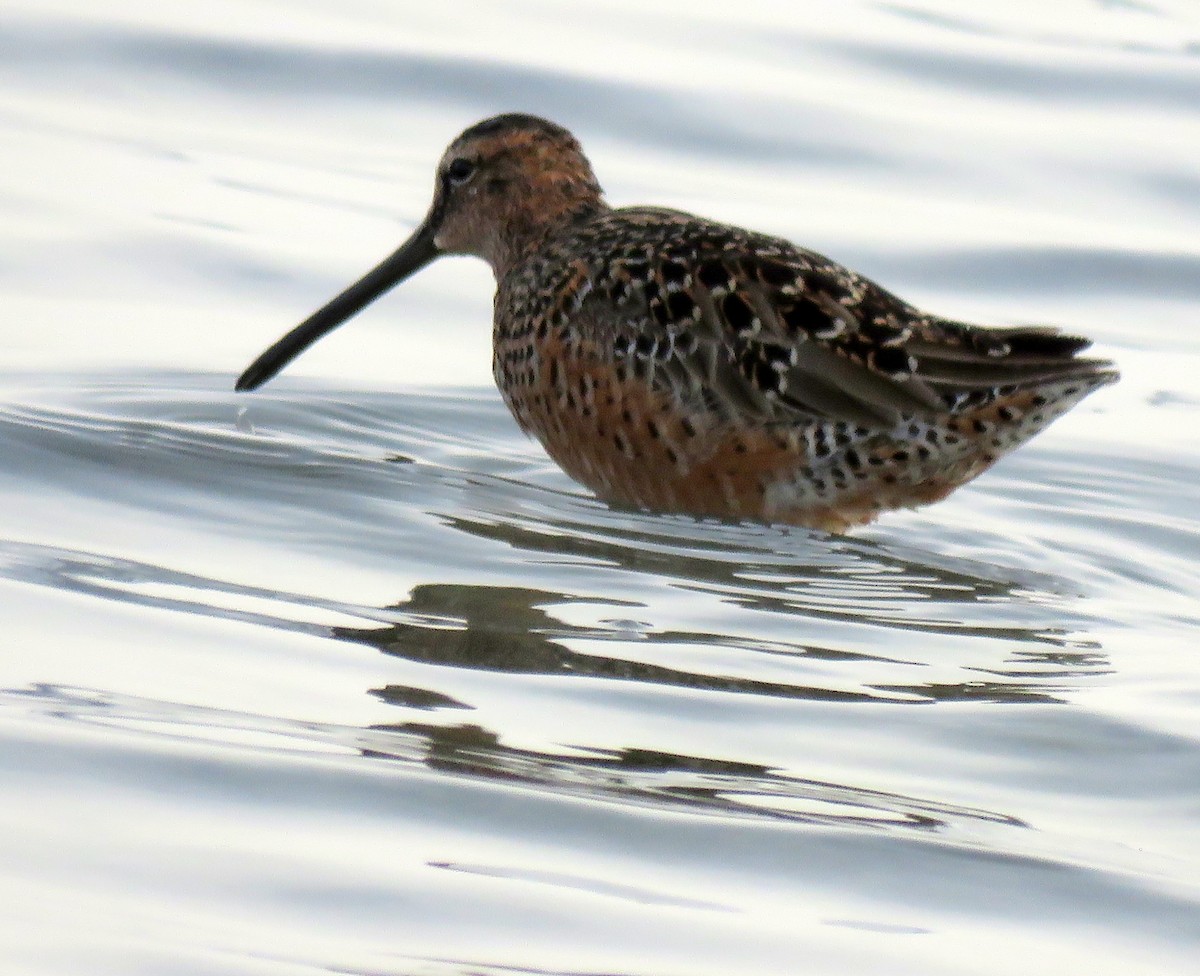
<box><xmin>0</xmin><ymin>528</ymin><xmax>1108</xmax><ymax>835</ymax></box>
<box><xmin>325</xmin><ymin>579</ymin><xmax>1095</xmax><ymax>833</ymax></box>
<box><xmin>441</xmin><ymin>508</ymin><xmax>1100</xmax><ymax>644</ymax></box>
<box><xmin>334</xmin><ymin>563</ymin><xmax>1107</xmax><ymax>711</ymax></box>
<box><xmin>353</xmin><ymin>711</ymin><xmax>1026</xmax><ymax>834</ymax></box>
<box><xmin>336</xmin><ymin>583</ymin><xmax>896</xmax><ymax>703</ymax></box>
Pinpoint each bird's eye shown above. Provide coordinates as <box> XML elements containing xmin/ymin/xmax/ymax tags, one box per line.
<box><xmin>446</xmin><ymin>158</ymin><xmax>475</xmax><ymax>185</ymax></box>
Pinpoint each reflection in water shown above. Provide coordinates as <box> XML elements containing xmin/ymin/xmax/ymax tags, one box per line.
<box><xmin>443</xmin><ymin>509</ymin><xmax>1097</xmax><ymax>645</ymax></box>
<box><xmin>361</xmin><ymin>718</ymin><xmax>1026</xmax><ymax>833</ymax></box>
<box><xmin>0</xmin><ymin>500</ymin><xmax>1110</xmax><ymax>719</ymax></box>
<box><xmin>343</xmin><ymin>583</ymin><xmax>901</xmax><ymax>704</ymax></box>
<box><xmin>2</xmin><ymin>681</ymin><xmax>1023</xmax><ymax>836</ymax></box>
<box><xmin>0</xmin><ymin>527</ymin><xmax>1083</xmax><ymax>834</ymax></box>
<box><xmin>345</xmin><ymin>580</ymin><xmax>1106</xmax><ymax>705</ymax></box>
<box><xmin>0</xmin><ymin>382</ymin><xmax>1115</xmax><ymax>850</ymax></box>
<box><xmin>322</xmin><ymin>579</ymin><xmax>1065</xmax><ymax>831</ymax></box>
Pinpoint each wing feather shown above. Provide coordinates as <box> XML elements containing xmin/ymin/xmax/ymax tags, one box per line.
<box><xmin>570</xmin><ymin>209</ymin><xmax>1111</xmax><ymax>427</ymax></box>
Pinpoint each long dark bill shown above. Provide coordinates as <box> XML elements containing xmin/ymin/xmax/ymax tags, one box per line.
<box><xmin>235</xmin><ymin>220</ymin><xmax>440</xmax><ymax>391</ymax></box>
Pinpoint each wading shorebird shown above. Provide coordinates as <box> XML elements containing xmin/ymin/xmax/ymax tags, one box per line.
<box><xmin>236</xmin><ymin>113</ymin><xmax>1117</xmax><ymax>531</ymax></box>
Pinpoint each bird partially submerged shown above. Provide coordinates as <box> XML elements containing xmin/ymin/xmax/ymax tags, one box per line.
<box><xmin>237</xmin><ymin>113</ymin><xmax>1117</xmax><ymax>531</ymax></box>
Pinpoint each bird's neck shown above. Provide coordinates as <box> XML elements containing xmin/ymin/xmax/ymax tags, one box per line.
<box><xmin>486</xmin><ymin>190</ymin><xmax>609</xmax><ymax>277</ymax></box>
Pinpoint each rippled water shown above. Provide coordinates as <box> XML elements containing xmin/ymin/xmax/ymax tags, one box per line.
<box><xmin>3</xmin><ymin>1</ymin><xmax>1199</xmax><ymax>974</ymax></box>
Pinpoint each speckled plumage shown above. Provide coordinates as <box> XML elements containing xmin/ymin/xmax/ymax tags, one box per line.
<box><xmin>237</xmin><ymin>113</ymin><xmax>1118</xmax><ymax>531</ymax></box>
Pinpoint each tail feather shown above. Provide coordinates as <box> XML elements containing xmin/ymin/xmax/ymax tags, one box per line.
<box><xmin>910</xmin><ymin>320</ymin><xmax>1118</xmax><ymax>392</ymax></box>
<box><xmin>987</xmin><ymin>327</ymin><xmax>1092</xmax><ymax>358</ymax></box>
<box><xmin>915</xmin><ymin>355</ymin><xmax>1116</xmax><ymax>389</ymax></box>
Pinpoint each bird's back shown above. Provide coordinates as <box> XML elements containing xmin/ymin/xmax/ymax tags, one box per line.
<box><xmin>491</xmin><ymin>206</ymin><xmax>1115</xmax><ymax>529</ymax></box>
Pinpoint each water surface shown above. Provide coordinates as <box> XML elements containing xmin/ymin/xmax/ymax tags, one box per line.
<box><xmin>1</xmin><ymin>2</ymin><xmax>1199</xmax><ymax>974</ymax></box>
